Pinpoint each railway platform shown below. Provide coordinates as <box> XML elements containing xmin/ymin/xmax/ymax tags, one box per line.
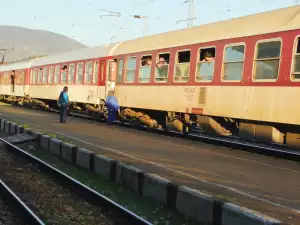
<box><xmin>0</xmin><ymin>104</ymin><xmax>299</xmax><ymax>224</ymax></box>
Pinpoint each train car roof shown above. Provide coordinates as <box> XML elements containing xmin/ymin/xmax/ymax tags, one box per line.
<box><xmin>31</xmin><ymin>42</ymin><xmax>122</xmax><ymax>67</ymax></box>
<box><xmin>0</xmin><ymin>58</ymin><xmax>38</xmax><ymax>72</ymax></box>
<box><xmin>113</xmin><ymin>5</ymin><xmax>300</xmax><ymax>55</ymax></box>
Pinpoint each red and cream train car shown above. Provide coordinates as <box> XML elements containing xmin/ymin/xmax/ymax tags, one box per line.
<box><xmin>1</xmin><ymin>5</ymin><xmax>300</xmax><ymax>148</ymax></box>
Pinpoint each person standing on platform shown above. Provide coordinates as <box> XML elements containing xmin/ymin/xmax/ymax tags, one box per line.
<box><xmin>105</xmin><ymin>90</ymin><xmax>120</xmax><ymax>125</ymax></box>
<box><xmin>58</xmin><ymin>86</ymin><xmax>69</xmax><ymax>123</ymax></box>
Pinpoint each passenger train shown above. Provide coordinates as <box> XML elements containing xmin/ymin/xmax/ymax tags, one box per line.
<box><xmin>1</xmin><ymin>5</ymin><xmax>300</xmax><ymax>149</ymax></box>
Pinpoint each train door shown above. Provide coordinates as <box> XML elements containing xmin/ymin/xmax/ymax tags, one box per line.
<box><xmin>96</xmin><ymin>60</ymin><xmax>105</xmax><ymax>104</ymax></box>
<box><xmin>105</xmin><ymin>60</ymin><xmax>117</xmax><ymax>98</ymax></box>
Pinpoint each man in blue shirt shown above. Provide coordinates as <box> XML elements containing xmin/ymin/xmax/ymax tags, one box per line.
<box><xmin>105</xmin><ymin>90</ymin><xmax>120</xmax><ymax>124</ymax></box>
<box><xmin>58</xmin><ymin>86</ymin><xmax>69</xmax><ymax>123</ymax></box>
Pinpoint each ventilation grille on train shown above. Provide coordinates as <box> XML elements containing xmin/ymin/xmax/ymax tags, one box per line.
<box><xmin>199</xmin><ymin>87</ymin><xmax>206</xmax><ymax>105</ymax></box>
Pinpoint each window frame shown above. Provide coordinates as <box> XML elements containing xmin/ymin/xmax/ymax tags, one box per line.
<box><xmin>42</xmin><ymin>67</ymin><xmax>49</xmax><ymax>84</ymax></box>
<box><xmin>124</xmin><ymin>56</ymin><xmax>137</xmax><ymax>83</ymax></box>
<box><xmin>116</xmin><ymin>58</ymin><xmax>124</xmax><ymax>83</ymax></box>
<box><xmin>54</xmin><ymin>65</ymin><xmax>61</xmax><ymax>84</ymax></box>
<box><xmin>195</xmin><ymin>46</ymin><xmax>216</xmax><ymax>83</ymax></box>
<box><xmin>290</xmin><ymin>35</ymin><xmax>300</xmax><ymax>82</ymax></box>
<box><xmin>48</xmin><ymin>66</ymin><xmax>54</xmax><ymax>84</ymax></box>
<box><xmin>93</xmin><ymin>60</ymin><xmax>99</xmax><ymax>84</ymax></box>
<box><xmin>139</xmin><ymin>54</ymin><xmax>152</xmax><ymax>83</ymax></box>
<box><xmin>221</xmin><ymin>43</ymin><xmax>246</xmax><ymax>82</ymax></box>
<box><xmin>84</xmin><ymin>61</ymin><xmax>94</xmax><ymax>84</ymax></box>
<box><xmin>68</xmin><ymin>63</ymin><xmax>75</xmax><ymax>84</ymax></box>
<box><xmin>154</xmin><ymin>52</ymin><xmax>170</xmax><ymax>83</ymax></box>
<box><xmin>173</xmin><ymin>49</ymin><xmax>191</xmax><ymax>83</ymax></box>
<box><xmin>252</xmin><ymin>38</ymin><xmax>282</xmax><ymax>83</ymax></box>
<box><xmin>76</xmin><ymin>62</ymin><xmax>84</xmax><ymax>84</ymax></box>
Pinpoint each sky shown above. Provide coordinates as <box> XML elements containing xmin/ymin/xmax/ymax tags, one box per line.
<box><xmin>0</xmin><ymin>0</ymin><xmax>298</xmax><ymax>47</ymax></box>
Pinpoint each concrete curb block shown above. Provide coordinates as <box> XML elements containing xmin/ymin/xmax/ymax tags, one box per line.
<box><xmin>116</xmin><ymin>163</ymin><xmax>144</xmax><ymax>193</ymax></box>
<box><xmin>176</xmin><ymin>186</ymin><xmax>215</xmax><ymax>224</ymax></box>
<box><xmin>16</xmin><ymin>125</ymin><xmax>24</xmax><ymax>134</ymax></box>
<box><xmin>76</xmin><ymin>148</ymin><xmax>94</xmax><ymax>171</ymax></box>
<box><xmin>40</xmin><ymin>135</ymin><xmax>50</xmax><ymax>149</ymax></box>
<box><xmin>10</xmin><ymin>123</ymin><xmax>17</xmax><ymax>134</ymax></box>
<box><xmin>29</xmin><ymin>130</ymin><xmax>42</xmax><ymax>140</ymax></box>
<box><xmin>49</xmin><ymin>138</ymin><xmax>62</xmax><ymax>156</ymax></box>
<box><xmin>0</xmin><ymin>120</ymin><xmax>284</xmax><ymax>225</ymax></box>
<box><xmin>143</xmin><ymin>174</ymin><xmax>171</xmax><ymax>205</ymax></box>
<box><xmin>222</xmin><ymin>203</ymin><xmax>282</xmax><ymax>225</ymax></box>
<box><xmin>4</xmin><ymin>121</ymin><xmax>11</xmax><ymax>133</ymax></box>
<box><xmin>61</xmin><ymin>143</ymin><xmax>77</xmax><ymax>163</ymax></box>
<box><xmin>1</xmin><ymin>119</ymin><xmax>6</xmax><ymax>131</ymax></box>
<box><xmin>94</xmin><ymin>155</ymin><xmax>117</xmax><ymax>181</ymax></box>
<box><xmin>23</xmin><ymin>128</ymin><xmax>30</xmax><ymax>134</ymax></box>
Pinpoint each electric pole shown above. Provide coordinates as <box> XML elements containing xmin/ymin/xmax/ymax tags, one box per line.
<box><xmin>132</xmin><ymin>15</ymin><xmax>148</xmax><ymax>36</ymax></box>
<box><xmin>176</xmin><ymin>0</ymin><xmax>196</xmax><ymax>28</ymax></box>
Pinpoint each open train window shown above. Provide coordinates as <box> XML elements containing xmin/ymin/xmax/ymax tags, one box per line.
<box><xmin>174</xmin><ymin>50</ymin><xmax>190</xmax><ymax>82</ymax></box>
<box><xmin>61</xmin><ymin>64</ymin><xmax>68</xmax><ymax>84</ymax></box>
<box><xmin>222</xmin><ymin>44</ymin><xmax>245</xmax><ymax>81</ymax></box>
<box><xmin>117</xmin><ymin>59</ymin><xmax>124</xmax><ymax>83</ymax></box>
<box><xmin>54</xmin><ymin>65</ymin><xmax>60</xmax><ymax>84</ymax></box>
<box><xmin>155</xmin><ymin>53</ymin><xmax>169</xmax><ymax>82</ymax></box>
<box><xmin>76</xmin><ymin>63</ymin><xmax>83</xmax><ymax>83</ymax></box>
<box><xmin>254</xmin><ymin>40</ymin><xmax>281</xmax><ymax>80</ymax></box>
<box><xmin>43</xmin><ymin>67</ymin><xmax>49</xmax><ymax>84</ymax></box>
<box><xmin>48</xmin><ymin>66</ymin><xmax>54</xmax><ymax>84</ymax></box>
<box><xmin>38</xmin><ymin>68</ymin><xmax>43</xmax><ymax>84</ymax></box>
<box><xmin>139</xmin><ymin>55</ymin><xmax>152</xmax><ymax>83</ymax></box>
<box><xmin>68</xmin><ymin>64</ymin><xmax>75</xmax><ymax>83</ymax></box>
<box><xmin>196</xmin><ymin>47</ymin><xmax>215</xmax><ymax>81</ymax></box>
<box><xmin>125</xmin><ymin>57</ymin><xmax>136</xmax><ymax>83</ymax></box>
<box><xmin>291</xmin><ymin>37</ymin><xmax>300</xmax><ymax>80</ymax></box>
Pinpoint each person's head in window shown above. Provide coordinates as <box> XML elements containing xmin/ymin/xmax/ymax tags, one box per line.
<box><xmin>202</xmin><ymin>52</ymin><xmax>214</xmax><ymax>62</ymax></box>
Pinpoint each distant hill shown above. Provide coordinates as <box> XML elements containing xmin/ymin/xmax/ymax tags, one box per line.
<box><xmin>0</xmin><ymin>26</ymin><xmax>87</xmax><ymax>62</ymax></box>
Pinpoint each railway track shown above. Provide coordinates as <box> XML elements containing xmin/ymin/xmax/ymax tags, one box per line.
<box><xmin>10</xmin><ymin>103</ymin><xmax>300</xmax><ymax>162</ymax></box>
<box><xmin>0</xmin><ymin>138</ymin><xmax>152</xmax><ymax>225</ymax></box>
<box><xmin>0</xmin><ymin>179</ymin><xmax>43</xmax><ymax>225</ymax></box>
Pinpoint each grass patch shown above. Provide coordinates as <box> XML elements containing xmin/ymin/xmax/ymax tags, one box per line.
<box><xmin>17</xmin><ymin>141</ymin><xmax>200</xmax><ymax>225</ymax></box>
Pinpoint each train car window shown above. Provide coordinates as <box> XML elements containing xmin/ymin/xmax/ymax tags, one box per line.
<box><xmin>38</xmin><ymin>68</ymin><xmax>43</xmax><ymax>84</ymax></box>
<box><xmin>33</xmin><ymin>69</ymin><xmax>37</xmax><ymax>84</ymax></box>
<box><xmin>291</xmin><ymin>37</ymin><xmax>300</xmax><ymax>80</ymax></box>
<box><xmin>174</xmin><ymin>50</ymin><xmax>190</xmax><ymax>82</ymax></box>
<box><xmin>68</xmin><ymin>64</ymin><xmax>75</xmax><ymax>83</ymax></box>
<box><xmin>76</xmin><ymin>63</ymin><xmax>83</xmax><ymax>83</ymax></box>
<box><xmin>196</xmin><ymin>47</ymin><xmax>215</xmax><ymax>81</ymax></box>
<box><xmin>54</xmin><ymin>65</ymin><xmax>60</xmax><ymax>84</ymax></box>
<box><xmin>222</xmin><ymin>45</ymin><xmax>245</xmax><ymax>81</ymax></box>
<box><xmin>20</xmin><ymin>70</ymin><xmax>25</xmax><ymax>85</ymax></box>
<box><xmin>93</xmin><ymin>61</ymin><xmax>99</xmax><ymax>84</ymax></box>
<box><xmin>139</xmin><ymin>55</ymin><xmax>152</xmax><ymax>83</ymax></box>
<box><xmin>117</xmin><ymin>59</ymin><xmax>124</xmax><ymax>83</ymax></box>
<box><xmin>61</xmin><ymin>65</ymin><xmax>68</xmax><ymax>84</ymax></box>
<box><xmin>155</xmin><ymin>53</ymin><xmax>169</xmax><ymax>82</ymax></box>
<box><xmin>254</xmin><ymin>41</ymin><xmax>281</xmax><ymax>80</ymax></box>
<box><xmin>43</xmin><ymin>67</ymin><xmax>49</xmax><ymax>84</ymax></box>
<box><xmin>84</xmin><ymin>61</ymin><xmax>93</xmax><ymax>84</ymax></box>
<box><xmin>48</xmin><ymin>66</ymin><xmax>54</xmax><ymax>84</ymax></box>
<box><xmin>125</xmin><ymin>57</ymin><xmax>136</xmax><ymax>82</ymax></box>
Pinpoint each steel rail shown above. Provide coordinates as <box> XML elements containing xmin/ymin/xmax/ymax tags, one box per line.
<box><xmin>0</xmin><ymin>179</ymin><xmax>45</xmax><ymax>225</ymax></box>
<box><xmin>11</xmin><ymin>104</ymin><xmax>300</xmax><ymax>162</ymax></box>
<box><xmin>0</xmin><ymin>138</ymin><xmax>153</xmax><ymax>225</ymax></box>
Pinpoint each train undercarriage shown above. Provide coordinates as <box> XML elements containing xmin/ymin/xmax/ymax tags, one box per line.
<box><xmin>1</xmin><ymin>93</ymin><xmax>300</xmax><ymax>151</ymax></box>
